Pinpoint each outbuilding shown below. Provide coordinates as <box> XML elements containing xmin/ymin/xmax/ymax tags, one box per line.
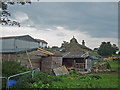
<box><xmin>0</xmin><ymin>35</ymin><xmax>47</xmax><ymax>69</ymax></box>
<box><xmin>41</xmin><ymin>52</ymin><xmax>63</xmax><ymax>74</ymax></box>
<box><xmin>0</xmin><ymin>35</ymin><xmax>39</xmax><ymax>53</ymax></box>
<box><xmin>35</xmin><ymin>39</ymin><xmax>48</xmax><ymax>48</ymax></box>
<box><xmin>62</xmin><ymin>52</ymin><xmax>91</xmax><ymax>72</ymax></box>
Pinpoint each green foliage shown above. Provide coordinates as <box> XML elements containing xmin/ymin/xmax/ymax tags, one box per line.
<box><xmin>2</xmin><ymin>60</ymin><xmax>30</xmax><ymax>77</ymax></box>
<box><xmin>61</xmin><ymin>41</ymin><xmax>69</xmax><ymax>48</ymax></box>
<box><xmin>98</xmin><ymin>42</ymin><xmax>119</xmax><ymax>56</ymax></box>
<box><xmin>112</xmin><ymin>54</ymin><xmax>120</xmax><ymax>57</ymax></box>
<box><xmin>7</xmin><ymin>70</ymin><xmax>119</xmax><ymax>88</ymax></box>
<box><xmin>1</xmin><ymin>1</ymin><xmax>31</xmax><ymax>26</ymax></box>
<box><xmin>2</xmin><ymin>60</ymin><xmax>119</xmax><ymax>88</ymax></box>
<box><xmin>2</xmin><ymin>61</ymin><xmax>31</xmax><ymax>88</ymax></box>
<box><xmin>107</xmin><ymin>60</ymin><xmax>118</xmax><ymax>71</ymax></box>
<box><xmin>12</xmin><ymin>73</ymin><xmax>32</xmax><ymax>88</ymax></box>
<box><xmin>14</xmin><ymin>71</ymin><xmax>62</xmax><ymax>88</ymax></box>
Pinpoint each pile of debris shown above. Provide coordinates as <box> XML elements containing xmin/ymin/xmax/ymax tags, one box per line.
<box><xmin>91</xmin><ymin>62</ymin><xmax>110</xmax><ymax>73</ymax></box>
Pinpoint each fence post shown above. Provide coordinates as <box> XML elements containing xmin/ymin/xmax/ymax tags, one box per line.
<box><xmin>0</xmin><ymin>77</ymin><xmax>8</xmax><ymax>90</ymax></box>
<box><xmin>2</xmin><ymin>68</ymin><xmax>40</xmax><ymax>90</ymax></box>
<box><xmin>6</xmin><ymin>71</ymin><xmax>32</xmax><ymax>90</ymax></box>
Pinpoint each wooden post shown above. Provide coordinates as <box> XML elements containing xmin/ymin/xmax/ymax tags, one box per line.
<box><xmin>26</xmin><ymin>50</ymin><xmax>33</xmax><ymax>68</ymax></box>
<box><xmin>73</xmin><ymin>60</ymin><xmax>76</xmax><ymax>67</ymax></box>
<box><xmin>85</xmin><ymin>59</ymin><xmax>87</xmax><ymax>70</ymax></box>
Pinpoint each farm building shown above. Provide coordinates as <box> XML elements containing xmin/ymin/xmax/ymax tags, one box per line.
<box><xmin>0</xmin><ymin>35</ymin><xmax>100</xmax><ymax>74</ymax></box>
<box><xmin>0</xmin><ymin>35</ymin><xmax>39</xmax><ymax>53</ymax></box>
<box><xmin>35</xmin><ymin>39</ymin><xmax>48</xmax><ymax>48</ymax></box>
<box><xmin>62</xmin><ymin>52</ymin><xmax>91</xmax><ymax>72</ymax></box>
<box><xmin>40</xmin><ymin>51</ymin><xmax>96</xmax><ymax>74</ymax></box>
<box><xmin>41</xmin><ymin>52</ymin><xmax>63</xmax><ymax>74</ymax></box>
<box><xmin>0</xmin><ymin>35</ymin><xmax>49</xmax><ymax>69</ymax></box>
<box><xmin>60</xmin><ymin>36</ymin><xmax>92</xmax><ymax>53</ymax></box>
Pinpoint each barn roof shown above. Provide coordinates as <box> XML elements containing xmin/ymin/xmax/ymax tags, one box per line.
<box><xmin>63</xmin><ymin>52</ymin><xmax>88</xmax><ymax>58</ymax></box>
<box><xmin>0</xmin><ymin>35</ymin><xmax>38</xmax><ymax>42</ymax></box>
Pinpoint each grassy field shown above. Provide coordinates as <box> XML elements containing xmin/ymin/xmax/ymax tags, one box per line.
<box><xmin>26</xmin><ymin>60</ymin><xmax>119</xmax><ymax>88</ymax></box>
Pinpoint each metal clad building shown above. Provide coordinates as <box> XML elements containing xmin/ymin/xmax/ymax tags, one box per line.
<box><xmin>0</xmin><ymin>35</ymin><xmax>39</xmax><ymax>53</ymax></box>
<box><xmin>35</xmin><ymin>39</ymin><xmax>48</xmax><ymax>48</ymax></box>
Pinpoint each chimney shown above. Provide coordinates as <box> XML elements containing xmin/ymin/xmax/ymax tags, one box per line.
<box><xmin>82</xmin><ymin>40</ymin><xmax>85</xmax><ymax>46</ymax></box>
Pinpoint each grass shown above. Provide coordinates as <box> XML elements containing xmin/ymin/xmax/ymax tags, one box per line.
<box><xmin>3</xmin><ymin>59</ymin><xmax>119</xmax><ymax>88</ymax></box>
<box><xmin>107</xmin><ymin>60</ymin><xmax>119</xmax><ymax>71</ymax></box>
<box><xmin>51</xmin><ymin>72</ymin><xmax>118</xmax><ymax>88</ymax></box>
<box><xmin>33</xmin><ymin>60</ymin><xmax>119</xmax><ymax>88</ymax></box>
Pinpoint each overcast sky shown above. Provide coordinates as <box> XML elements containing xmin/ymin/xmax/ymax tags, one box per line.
<box><xmin>1</xmin><ymin>2</ymin><xmax>118</xmax><ymax>49</ymax></box>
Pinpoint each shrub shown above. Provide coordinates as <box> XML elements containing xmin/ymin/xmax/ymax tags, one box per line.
<box><xmin>2</xmin><ymin>60</ymin><xmax>30</xmax><ymax>77</ymax></box>
<box><xmin>15</xmin><ymin>71</ymin><xmax>62</xmax><ymax>88</ymax></box>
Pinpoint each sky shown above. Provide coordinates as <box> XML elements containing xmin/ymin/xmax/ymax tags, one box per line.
<box><xmin>0</xmin><ymin>2</ymin><xmax>119</xmax><ymax>49</ymax></box>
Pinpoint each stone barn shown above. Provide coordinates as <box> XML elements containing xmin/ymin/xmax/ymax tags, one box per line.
<box><xmin>41</xmin><ymin>53</ymin><xmax>63</xmax><ymax>74</ymax></box>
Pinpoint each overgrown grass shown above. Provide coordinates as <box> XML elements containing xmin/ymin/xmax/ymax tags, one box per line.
<box><xmin>17</xmin><ymin>70</ymin><xmax>118</xmax><ymax>88</ymax></box>
<box><xmin>25</xmin><ymin>60</ymin><xmax>119</xmax><ymax>88</ymax></box>
<box><xmin>107</xmin><ymin>60</ymin><xmax>119</xmax><ymax>71</ymax></box>
<box><xmin>2</xmin><ymin>60</ymin><xmax>119</xmax><ymax>88</ymax></box>
<box><xmin>51</xmin><ymin>72</ymin><xmax>118</xmax><ymax>88</ymax></box>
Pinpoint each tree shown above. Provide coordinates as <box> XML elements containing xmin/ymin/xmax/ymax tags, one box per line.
<box><xmin>112</xmin><ymin>44</ymin><xmax>119</xmax><ymax>54</ymax></box>
<box><xmin>0</xmin><ymin>1</ymin><xmax>31</xmax><ymax>26</ymax></box>
<box><xmin>61</xmin><ymin>41</ymin><xmax>69</xmax><ymax>48</ymax></box>
<box><xmin>98</xmin><ymin>42</ymin><xmax>119</xmax><ymax>56</ymax></box>
<box><xmin>52</xmin><ymin>46</ymin><xmax>59</xmax><ymax>48</ymax></box>
<box><xmin>93</xmin><ymin>48</ymin><xmax>98</xmax><ymax>51</ymax></box>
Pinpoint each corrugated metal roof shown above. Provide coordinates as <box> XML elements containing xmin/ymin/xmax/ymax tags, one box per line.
<box><xmin>0</xmin><ymin>35</ymin><xmax>28</xmax><ymax>39</ymax></box>
<box><xmin>0</xmin><ymin>35</ymin><xmax>38</xmax><ymax>42</ymax></box>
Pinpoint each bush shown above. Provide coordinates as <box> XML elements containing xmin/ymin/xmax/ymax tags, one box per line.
<box><xmin>14</xmin><ymin>71</ymin><xmax>62</xmax><ymax>88</ymax></box>
<box><xmin>2</xmin><ymin>60</ymin><xmax>30</xmax><ymax>77</ymax></box>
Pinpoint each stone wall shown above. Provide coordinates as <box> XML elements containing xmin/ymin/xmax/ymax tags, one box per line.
<box><xmin>1</xmin><ymin>51</ymin><xmax>42</xmax><ymax>69</ymax></box>
<box><xmin>41</xmin><ymin>56</ymin><xmax>62</xmax><ymax>74</ymax></box>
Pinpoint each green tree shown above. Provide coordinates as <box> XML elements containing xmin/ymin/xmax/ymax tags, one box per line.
<box><xmin>0</xmin><ymin>1</ymin><xmax>31</xmax><ymax>26</ymax></box>
<box><xmin>98</xmin><ymin>42</ymin><xmax>119</xmax><ymax>56</ymax></box>
<box><xmin>61</xmin><ymin>41</ymin><xmax>69</xmax><ymax>48</ymax></box>
<box><xmin>112</xmin><ymin>44</ymin><xmax>119</xmax><ymax>54</ymax></box>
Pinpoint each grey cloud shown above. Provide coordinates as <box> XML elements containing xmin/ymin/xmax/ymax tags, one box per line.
<box><xmin>8</xmin><ymin>2</ymin><xmax>118</xmax><ymax>38</ymax></box>
<box><xmin>56</xmin><ymin>32</ymin><xmax>66</xmax><ymax>37</ymax></box>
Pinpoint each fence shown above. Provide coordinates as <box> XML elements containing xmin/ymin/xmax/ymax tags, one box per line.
<box><xmin>0</xmin><ymin>68</ymin><xmax>40</xmax><ymax>90</ymax></box>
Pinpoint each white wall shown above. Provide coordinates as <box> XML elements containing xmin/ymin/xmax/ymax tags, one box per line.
<box><xmin>39</xmin><ymin>42</ymin><xmax>43</xmax><ymax>47</ymax></box>
<box><xmin>42</xmin><ymin>43</ymin><xmax>47</xmax><ymax>48</ymax></box>
<box><xmin>39</xmin><ymin>42</ymin><xmax>47</xmax><ymax>48</ymax></box>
